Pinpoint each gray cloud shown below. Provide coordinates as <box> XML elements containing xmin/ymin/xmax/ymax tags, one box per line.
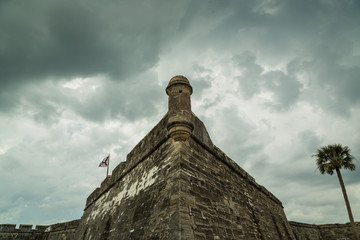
<box><xmin>0</xmin><ymin>0</ymin><xmax>187</xmax><ymax>89</ymax></box>
<box><xmin>233</xmin><ymin>52</ymin><xmax>263</xmax><ymax>98</ymax></box>
<box><xmin>203</xmin><ymin>106</ymin><xmax>267</xmax><ymax>167</ymax></box>
<box><xmin>262</xmin><ymin>70</ymin><xmax>302</xmax><ymax>111</ymax></box>
<box><xmin>0</xmin><ymin>71</ymin><xmax>165</xmax><ymax>125</ymax></box>
<box><xmin>233</xmin><ymin>51</ymin><xmax>303</xmax><ymax>110</ymax></box>
<box><xmin>188</xmin><ymin>64</ymin><xmax>215</xmax><ymax>106</ymax></box>
<box><xmin>304</xmin><ymin>57</ymin><xmax>360</xmax><ymax>116</ymax></box>
<box><xmin>71</xmin><ymin>75</ymin><xmax>165</xmax><ymax>123</ymax></box>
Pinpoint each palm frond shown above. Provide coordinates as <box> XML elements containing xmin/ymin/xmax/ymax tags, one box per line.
<box><xmin>313</xmin><ymin>144</ymin><xmax>356</xmax><ymax>175</ymax></box>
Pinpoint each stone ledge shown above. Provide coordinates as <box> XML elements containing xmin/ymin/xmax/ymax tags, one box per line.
<box><xmin>0</xmin><ymin>224</ymin><xmax>48</xmax><ymax>233</ymax></box>
<box><xmin>111</xmin><ymin>161</ymin><xmax>127</xmax><ymax>184</ymax></box>
<box><xmin>85</xmin><ymin>187</ymin><xmax>101</xmax><ymax>209</ymax></box>
<box><xmin>289</xmin><ymin>221</ymin><xmax>360</xmax><ymax>229</ymax></box>
<box><xmin>19</xmin><ymin>224</ymin><xmax>32</xmax><ymax>231</ymax></box>
<box><xmin>35</xmin><ymin>225</ymin><xmax>48</xmax><ymax>231</ymax></box>
<box><xmin>45</xmin><ymin>219</ymin><xmax>80</xmax><ymax>232</ymax></box>
<box><xmin>100</xmin><ymin>175</ymin><xmax>112</xmax><ymax>191</ymax></box>
<box><xmin>0</xmin><ymin>224</ymin><xmax>16</xmax><ymax>232</ymax></box>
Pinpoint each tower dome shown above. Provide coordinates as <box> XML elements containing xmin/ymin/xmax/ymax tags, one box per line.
<box><xmin>166</xmin><ymin>75</ymin><xmax>193</xmax><ymax>95</ymax></box>
<box><xmin>166</xmin><ymin>75</ymin><xmax>193</xmax><ymax>141</ymax></box>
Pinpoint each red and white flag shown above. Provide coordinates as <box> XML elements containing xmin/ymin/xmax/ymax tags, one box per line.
<box><xmin>99</xmin><ymin>154</ymin><xmax>110</xmax><ymax>167</ymax></box>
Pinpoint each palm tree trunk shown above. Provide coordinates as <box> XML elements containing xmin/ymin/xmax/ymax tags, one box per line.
<box><xmin>336</xmin><ymin>168</ymin><xmax>359</xmax><ymax>240</ymax></box>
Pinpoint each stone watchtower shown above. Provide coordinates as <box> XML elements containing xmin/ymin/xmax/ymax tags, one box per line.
<box><xmin>74</xmin><ymin>76</ymin><xmax>296</xmax><ymax>239</ymax></box>
<box><xmin>166</xmin><ymin>75</ymin><xmax>194</xmax><ymax>141</ymax></box>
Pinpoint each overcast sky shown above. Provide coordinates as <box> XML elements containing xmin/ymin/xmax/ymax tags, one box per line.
<box><xmin>1</xmin><ymin>0</ymin><xmax>359</xmax><ymax>226</ymax></box>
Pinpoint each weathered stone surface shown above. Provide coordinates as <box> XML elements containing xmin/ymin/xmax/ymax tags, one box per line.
<box><xmin>290</xmin><ymin>221</ymin><xmax>360</xmax><ymax>240</ymax></box>
<box><xmin>111</xmin><ymin>161</ymin><xmax>127</xmax><ymax>184</ymax></box>
<box><xmin>191</xmin><ymin>113</ymin><xmax>213</xmax><ymax>149</ymax></box>
<box><xmin>73</xmin><ymin>124</ymin><xmax>296</xmax><ymax>239</ymax></box>
<box><xmin>75</xmin><ymin>138</ymin><xmax>183</xmax><ymax>239</ymax></box>
<box><xmin>0</xmin><ymin>220</ymin><xmax>79</xmax><ymax>240</ymax></box>
<box><xmin>0</xmin><ymin>224</ymin><xmax>45</xmax><ymax>240</ymax></box>
<box><xmin>100</xmin><ymin>175</ymin><xmax>112</xmax><ymax>191</ymax></box>
<box><xmin>45</xmin><ymin>220</ymin><xmax>80</xmax><ymax>240</ymax></box>
<box><xmin>166</xmin><ymin>75</ymin><xmax>194</xmax><ymax>141</ymax></box>
<box><xmin>178</xmin><ymin>138</ymin><xmax>295</xmax><ymax>240</ymax></box>
<box><xmin>85</xmin><ymin>187</ymin><xmax>101</xmax><ymax>209</ymax></box>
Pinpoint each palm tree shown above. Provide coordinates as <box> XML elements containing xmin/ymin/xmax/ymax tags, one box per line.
<box><xmin>314</xmin><ymin>144</ymin><xmax>358</xmax><ymax>240</ymax></box>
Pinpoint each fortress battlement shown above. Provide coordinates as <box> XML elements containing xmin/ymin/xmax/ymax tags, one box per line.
<box><xmin>0</xmin><ymin>224</ymin><xmax>46</xmax><ymax>232</ymax></box>
<box><xmin>0</xmin><ymin>220</ymin><xmax>80</xmax><ymax>240</ymax></box>
<box><xmin>290</xmin><ymin>221</ymin><xmax>360</xmax><ymax>239</ymax></box>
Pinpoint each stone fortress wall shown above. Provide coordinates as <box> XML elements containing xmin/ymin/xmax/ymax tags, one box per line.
<box><xmin>0</xmin><ymin>219</ymin><xmax>79</xmax><ymax>240</ymax></box>
<box><xmin>1</xmin><ymin>218</ymin><xmax>359</xmax><ymax>239</ymax></box>
<box><xmin>290</xmin><ymin>221</ymin><xmax>360</xmax><ymax>240</ymax></box>
<box><xmin>1</xmin><ymin>76</ymin><xmax>359</xmax><ymax>239</ymax></box>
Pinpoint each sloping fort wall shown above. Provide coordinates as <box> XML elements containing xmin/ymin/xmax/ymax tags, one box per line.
<box><xmin>177</xmin><ymin>137</ymin><xmax>294</xmax><ymax>239</ymax></box>
<box><xmin>74</xmin><ymin>138</ymin><xmax>183</xmax><ymax>239</ymax></box>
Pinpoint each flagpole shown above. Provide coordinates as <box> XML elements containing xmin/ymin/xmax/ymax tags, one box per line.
<box><xmin>106</xmin><ymin>154</ymin><xmax>110</xmax><ymax>177</ymax></box>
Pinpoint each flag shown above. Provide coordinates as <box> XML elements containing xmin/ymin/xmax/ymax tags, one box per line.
<box><xmin>99</xmin><ymin>154</ymin><xmax>110</xmax><ymax>167</ymax></box>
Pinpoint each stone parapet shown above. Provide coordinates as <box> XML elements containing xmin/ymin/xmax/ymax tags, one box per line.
<box><xmin>111</xmin><ymin>161</ymin><xmax>127</xmax><ymax>184</ymax></box>
<box><xmin>191</xmin><ymin>113</ymin><xmax>213</xmax><ymax>148</ymax></box>
<box><xmin>45</xmin><ymin>220</ymin><xmax>80</xmax><ymax>240</ymax></box>
<box><xmin>45</xmin><ymin>219</ymin><xmax>80</xmax><ymax>232</ymax></box>
<box><xmin>190</xmin><ymin>117</ymin><xmax>283</xmax><ymax>207</ymax></box>
<box><xmin>290</xmin><ymin>221</ymin><xmax>360</xmax><ymax>240</ymax></box>
<box><xmin>0</xmin><ymin>220</ymin><xmax>80</xmax><ymax>240</ymax></box>
<box><xmin>0</xmin><ymin>224</ymin><xmax>16</xmax><ymax>232</ymax></box>
<box><xmin>19</xmin><ymin>224</ymin><xmax>32</xmax><ymax>231</ymax></box>
<box><xmin>85</xmin><ymin>187</ymin><xmax>101</xmax><ymax>209</ymax></box>
<box><xmin>0</xmin><ymin>224</ymin><xmax>48</xmax><ymax>233</ymax></box>
<box><xmin>100</xmin><ymin>175</ymin><xmax>112</xmax><ymax>191</ymax></box>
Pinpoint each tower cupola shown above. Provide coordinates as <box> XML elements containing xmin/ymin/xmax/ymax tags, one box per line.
<box><xmin>166</xmin><ymin>75</ymin><xmax>194</xmax><ymax>141</ymax></box>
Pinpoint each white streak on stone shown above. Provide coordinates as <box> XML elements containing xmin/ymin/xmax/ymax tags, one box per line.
<box><xmin>86</xmin><ymin>164</ymin><xmax>163</xmax><ymax>222</ymax></box>
<box><xmin>164</xmin><ymin>157</ymin><xmax>171</xmax><ymax>163</ymax></box>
